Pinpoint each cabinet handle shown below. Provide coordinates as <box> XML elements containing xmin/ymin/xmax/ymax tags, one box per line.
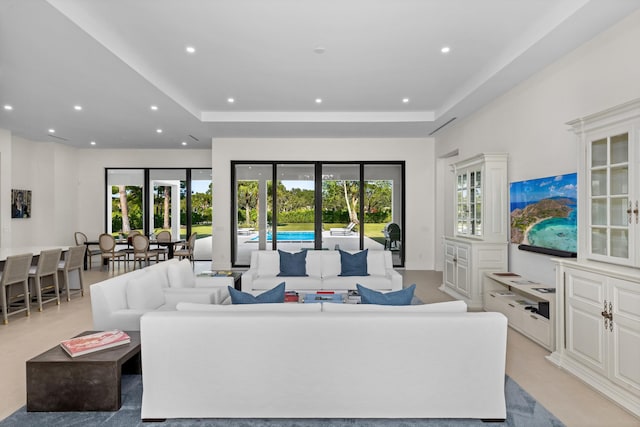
<box><xmin>530</xmin><ymin>314</ymin><xmax>538</xmax><ymax>320</ymax></box>
<box><xmin>490</xmin><ymin>294</ymin><xmax>495</xmax><ymax>298</ymax></box>
<box><xmin>508</xmin><ymin>303</ymin><xmax>515</xmax><ymax>308</ymax></box>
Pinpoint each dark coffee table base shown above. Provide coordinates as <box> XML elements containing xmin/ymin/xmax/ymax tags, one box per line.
<box><xmin>26</xmin><ymin>331</ymin><xmax>141</xmax><ymax>412</ymax></box>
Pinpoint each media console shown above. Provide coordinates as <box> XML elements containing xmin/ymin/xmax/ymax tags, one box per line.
<box><xmin>483</xmin><ymin>272</ymin><xmax>555</xmax><ymax>351</ymax></box>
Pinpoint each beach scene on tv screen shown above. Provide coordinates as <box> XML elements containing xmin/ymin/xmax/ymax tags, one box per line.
<box><xmin>510</xmin><ymin>173</ymin><xmax>577</xmax><ymax>253</ymax></box>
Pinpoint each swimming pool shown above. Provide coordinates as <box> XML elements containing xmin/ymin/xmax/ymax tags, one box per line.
<box><xmin>250</xmin><ymin>231</ymin><xmax>315</xmax><ymax>242</ymax></box>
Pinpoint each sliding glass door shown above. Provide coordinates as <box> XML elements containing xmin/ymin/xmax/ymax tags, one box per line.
<box><xmin>106</xmin><ymin>167</ymin><xmax>212</xmax><ymax>260</ymax></box>
<box><xmin>232</xmin><ymin>161</ymin><xmax>404</xmax><ymax>267</ymax></box>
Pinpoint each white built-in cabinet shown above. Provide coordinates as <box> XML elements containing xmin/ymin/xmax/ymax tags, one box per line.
<box><xmin>549</xmin><ymin>99</ymin><xmax>640</xmax><ymax>417</ymax></box>
<box><xmin>549</xmin><ymin>260</ymin><xmax>640</xmax><ymax>417</ymax></box>
<box><xmin>440</xmin><ymin>153</ymin><xmax>508</xmax><ymax>309</ymax></box>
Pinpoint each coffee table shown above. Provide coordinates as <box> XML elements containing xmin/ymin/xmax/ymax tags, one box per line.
<box><xmin>26</xmin><ymin>330</ymin><xmax>141</xmax><ymax>412</ymax></box>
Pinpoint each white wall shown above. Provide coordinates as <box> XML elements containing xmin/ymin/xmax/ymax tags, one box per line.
<box><xmin>212</xmin><ymin>138</ymin><xmax>435</xmax><ymax>270</ymax></box>
<box><xmin>434</xmin><ymin>9</ymin><xmax>640</xmax><ymax>284</ymax></box>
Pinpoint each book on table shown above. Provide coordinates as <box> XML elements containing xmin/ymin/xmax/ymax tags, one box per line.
<box><xmin>199</xmin><ymin>270</ymin><xmax>233</xmax><ymax>277</ymax></box>
<box><xmin>60</xmin><ymin>330</ymin><xmax>131</xmax><ymax>358</ymax></box>
<box><xmin>303</xmin><ymin>293</ymin><xmax>343</xmax><ymax>303</ymax></box>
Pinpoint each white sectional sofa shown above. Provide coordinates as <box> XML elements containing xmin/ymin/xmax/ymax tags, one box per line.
<box><xmin>90</xmin><ymin>258</ymin><xmax>231</xmax><ymax>331</ymax></box>
<box><xmin>140</xmin><ymin>302</ymin><xmax>508</xmax><ymax>421</ymax></box>
<box><xmin>241</xmin><ymin>249</ymin><xmax>402</xmax><ymax>292</ymax></box>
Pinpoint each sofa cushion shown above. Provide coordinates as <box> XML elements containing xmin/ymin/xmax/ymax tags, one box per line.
<box><xmin>228</xmin><ymin>282</ymin><xmax>285</xmax><ymax>304</ymax></box>
<box><xmin>277</xmin><ymin>249</ymin><xmax>308</xmax><ymax>277</ymax></box>
<box><xmin>167</xmin><ymin>259</ymin><xmax>195</xmax><ymax>288</ymax></box>
<box><xmin>176</xmin><ymin>302</ymin><xmax>321</xmax><ymax>312</ymax></box>
<box><xmin>357</xmin><ymin>283</ymin><xmax>415</xmax><ymax>306</ymax></box>
<box><xmin>321</xmin><ymin>251</ymin><xmax>341</xmax><ymax>277</ymax></box>
<box><xmin>305</xmin><ymin>251</ymin><xmax>323</xmax><ymax>278</ymax></box>
<box><xmin>322</xmin><ymin>300</ymin><xmax>468</xmax><ymax>312</ymax></box>
<box><xmin>339</xmin><ymin>249</ymin><xmax>369</xmax><ymax>276</ymax></box>
<box><xmin>126</xmin><ymin>270</ymin><xmax>166</xmax><ymax>310</ymax></box>
<box><xmin>366</xmin><ymin>251</ymin><xmax>387</xmax><ymax>276</ymax></box>
<box><xmin>256</xmin><ymin>252</ymin><xmax>280</xmax><ymax>277</ymax></box>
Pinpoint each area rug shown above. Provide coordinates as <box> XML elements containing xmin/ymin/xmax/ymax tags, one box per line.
<box><xmin>0</xmin><ymin>375</ymin><xmax>564</xmax><ymax>427</ymax></box>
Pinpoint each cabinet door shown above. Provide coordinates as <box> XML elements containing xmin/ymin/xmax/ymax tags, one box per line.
<box><xmin>587</xmin><ymin>129</ymin><xmax>636</xmax><ymax>266</ymax></box>
<box><xmin>565</xmin><ymin>268</ymin><xmax>608</xmax><ymax>377</ymax></box>
<box><xmin>609</xmin><ymin>278</ymin><xmax>640</xmax><ymax>396</ymax></box>
<box><xmin>454</xmin><ymin>245</ymin><xmax>470</xmax><ymax>297</ymax></box>
<box><xmin>443</xmin><ymin>242</ymin><xmax>456</xmax><ymax>289</ymax></box>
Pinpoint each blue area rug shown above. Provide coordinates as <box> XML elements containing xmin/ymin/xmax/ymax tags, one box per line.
<box><xmin>1</xmin><ymin>375</ymin><xmax>564</xmax><ymax>427</ymax></box>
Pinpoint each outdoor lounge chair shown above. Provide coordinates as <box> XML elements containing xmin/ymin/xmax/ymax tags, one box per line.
<box><xmin>329</xmin><ymin>222</ymin><xmax>356</xmax><ymax>236</ymax></box>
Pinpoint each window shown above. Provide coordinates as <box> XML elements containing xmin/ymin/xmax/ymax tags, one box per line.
<box><xmin>106</xmin><ymin>168</ymin><xmax>212</xmax><ymax>260</ymax></box>
<box><xmin>232</xmin><ymin>161</ymin><xmax>404</xmax><ymax>267</ymax></box>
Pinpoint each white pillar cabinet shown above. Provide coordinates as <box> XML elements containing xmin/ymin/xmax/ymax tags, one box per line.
<box><xmin>549</xmin><ymin>99</ymin><xmax>640</xmax><ymax>418</ymax></box>
<box><xmin>440</xmin><ymin>153</ymin><xmax>508</xmax><ymax>309</ymax></box>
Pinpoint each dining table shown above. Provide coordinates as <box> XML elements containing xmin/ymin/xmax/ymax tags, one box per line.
<box><xmin>82</xmin><ymin>238</ymin><xmax>185</xmax><ymax>270</ymax></box>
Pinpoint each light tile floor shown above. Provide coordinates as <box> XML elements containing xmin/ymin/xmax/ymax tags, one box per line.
<box><xmin>0</xmin><ymin>266</ymin><xmax>637</xmax><ymax>426</ymax></box>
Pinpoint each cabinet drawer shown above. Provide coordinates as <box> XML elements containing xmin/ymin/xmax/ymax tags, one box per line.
<box><xmin>522</xmin><ymin>311</ymin><xmax>551</xmax><ymax>347</ymax></box>
<box><xmin>485</xmin><ymin>292</ymin><xmax>504</xmax><ymax>313</ymax></box>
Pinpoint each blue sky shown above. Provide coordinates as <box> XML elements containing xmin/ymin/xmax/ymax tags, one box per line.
<box><xmin>510</xmin><ymin>173</ymin><xmax>577</xmax><ymax>205</ymax></box>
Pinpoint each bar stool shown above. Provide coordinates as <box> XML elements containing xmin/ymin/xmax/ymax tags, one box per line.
<box><xmin>57</xmin><ymin>245</ymin><xmax>86</xmax><ymax>301</ymax></box>
<box><xmin>0</xmin><ymin>253</ymin><xmax>33</xmax><ymax>324</ymax></box>
<box><xmin>28</xmin><ymin>248</ymin><xmax>63</xmax><ymax>311</ymax></box>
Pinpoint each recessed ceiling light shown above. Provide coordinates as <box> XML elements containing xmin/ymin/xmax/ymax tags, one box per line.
<box><xmin>227</xmin><ymin>98</ymin><xmax>235</xmax><ymax>104</ymax></box>
<box><xmin>181</xmin><ymin>141</ymin><xmax>187</xmax><ymax>146</ymax></box>
<box><xmin>150</xmin><ymin>105</ymin><xmax>158</xmax><ymax>111</ymax></box>
<box><xmin>48</xmin><ymin>129</ymin><xmax>55</xmax><ymax>133</ymax></box>
<box><xmin>156</xmin><ymin>129</ymin><xmax>163</xmax><ymax>134</ymax></box>
<box><xmin>315</xmin><ymin>98</ymin><xmax>323</xmax><ymax>104</ymax></box>
<box><xmin>314</xmin><ymin>46</ymin><xmax>326</xmax><ymax>54</ymax></box>
<box><xmin>74</xmin><ymin>105</ymin><xmax>82</xmax><ymax>111</ymax></box>
<box><xmin>3</xmin><ymin>105</ymin><xmax>13</xmax><ymax>111</ymax></box>
<box><xmin>185</xmin><ymin>46</ymin><xmax>196</xmax><ymax>54</ymax></box>
<box><xmin>402</xmin><ymin>98</ymin><xmax>410</xmax><ymax>104</ymax></box>
<box><xmin>441</xmin><ymin>46</ymin><xmax>451</xmax><ymax>54</ymax></box>
<box><xmin>90</xmin><ymin>141</ymin><xmax>96</xmax><ymax>146</ymax></box>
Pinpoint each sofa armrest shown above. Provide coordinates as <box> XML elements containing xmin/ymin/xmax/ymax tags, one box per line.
<box><xmin>386</xmin><ymin>269</ymin><xmax>403</xmax><ymax>291</ymax></box>
<box><xmin>240</xmin><ymin>269</ymin><xmax>258</xmax><ymax>292</ymax></box>
<box><xmin>163</xmin><ymin>288</ymin><xmax>218</xmax><ymax>306</ymax></box>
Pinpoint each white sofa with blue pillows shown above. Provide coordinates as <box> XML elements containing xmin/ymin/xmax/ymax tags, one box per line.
<box><xmin>90</xmin><ymin>258</ymin><xmax>230</xmax><ymax>331</ymax></box>
<box><xmin>241</xmin><ymin>249</ymin><xmax>402</xmax><ymax>293</ymax></box>
<box><xmin>139</xmin><ymin>300</ymin><xmax>508</xmax><ymax>420</ymax></box>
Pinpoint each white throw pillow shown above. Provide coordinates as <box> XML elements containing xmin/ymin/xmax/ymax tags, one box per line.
<box><xmin>366</xmin><ymin>251</ymin><xmax>386</xmax><ymax>276</ymax></box>
<box><xmin>256</xmin><ymin>251</ymin><xmax>280</xmax><ymax>276</ymax></box>
<box><xmin>321</xmin><ymin>300</ymin><xmax>467</xmax><ymax>313</ymax></box>
<box><xmin>167</xmin><ymin>259</ymin><xmax>195</xmax><ymax>288</ymax></box>
<box><xmin>176</xmin><ymin>302</ymin><xmax>321</xmax><ymax>312</ymax></box>
<box><xmin>126</xmin><ymin>270</ymin><xmax>166</xmax><ymax>310</ymax></box>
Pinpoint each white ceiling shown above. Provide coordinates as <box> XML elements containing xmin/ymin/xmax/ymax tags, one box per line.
<box><xmin>1</xmin><ymin>0</ymin><xmax>638</xmax><ymax>149</ymax></box>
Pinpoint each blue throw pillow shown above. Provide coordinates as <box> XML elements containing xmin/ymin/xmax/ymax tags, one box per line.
<box><xmin>357</xmin><ymin>283</ymin><xmax>416</xmax><ymax>306</ymax></box>
<box><xmin>277</xmin><ymin>249</ymin><xmax>308</xmax><ymax>277</ymax></box>
<box><xmin>228</xmin><ymin>282</ymin><xmax>286</xmax><ymax>304</ymax></box>
<box><xmin>338</xmin><ymin>249</ymin><xmax>369</xmax><ymax>276</ymax></box>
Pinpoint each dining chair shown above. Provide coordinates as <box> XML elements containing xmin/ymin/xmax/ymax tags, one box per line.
<box><xmin>131</xmin><ymin>234</ymin><xmax>159</xmax><ymax>269</ymax></box>
<box><xmin>153</xmin><ymin>230</ymin><xmax>171</xmax><ymax>261</ymax></box>
<box><xmin>57</xmin><ymin>245</ymin><xmax>86</xmax><ymax>301</ymax></box>
<box><xmin>99</xmin><ymin>233</ymin><xmax>127</xmax><ymax>273</ymax></box>
<box><xmin>174</xmin><ymin>232</ymin><xmax>197</xmax><ymax>263</ymax></box>
<box><xmin>28</xmin><ymin>248</ymin><xmax>62</xmax><ymax>311</ymax></box>
<box><xmin>0</xmin><ymin>253</ymin><xmax>33</xmax><ymax>324</ymax></box>
<box><xmin>74</xmin><ymin>231</ymin><xmax>101</xmax><ymax>269</ymax></box>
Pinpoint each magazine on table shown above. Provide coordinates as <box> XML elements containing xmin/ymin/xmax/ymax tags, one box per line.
<box><xmin>60</xmin><ymin>330</ymin><xmax>131</xmax><ymax>358</ymax></box>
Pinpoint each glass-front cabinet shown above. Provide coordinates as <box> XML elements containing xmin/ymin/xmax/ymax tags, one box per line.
<box><xmin>452</xmin><ymin>153</ymin><xmax>506</xmax><ymax>242</ymax></box>
<box><xmin>456</xmin><ymin>167</ymin><xmax>482</xmax><ymax>237</ymax></box>
<box><xmin>569</xmin><ymin>99</ymin><xmax>640</xmax><ymax>267</ymax></box>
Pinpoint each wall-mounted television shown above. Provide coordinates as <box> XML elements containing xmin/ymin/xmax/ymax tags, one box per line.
<box><xmin>510</xmin><ymin>173</ymin><xmax>577</xmax><ymax>257</ymax></box>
